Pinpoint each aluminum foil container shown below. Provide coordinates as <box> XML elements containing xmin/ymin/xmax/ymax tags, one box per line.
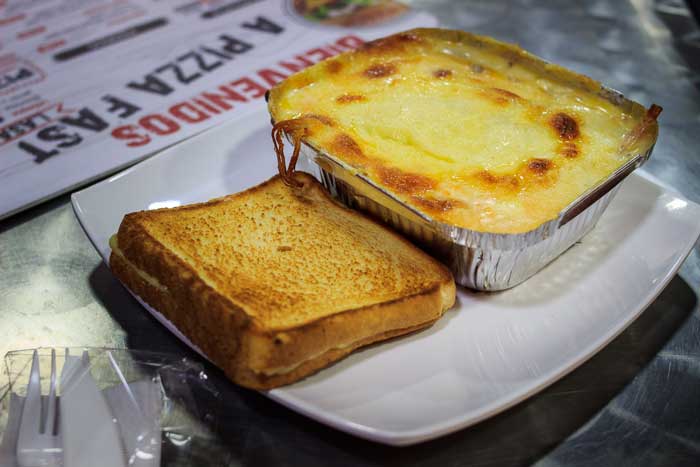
<box><xmin>267</xmin><ymin>29</ymin><xmax>659</xmax><ymax>291</ymax></box>
<box><xmin>296</xmin><ymin>143</ymin><xmax>654</xmax><ymax>291</ymax></box>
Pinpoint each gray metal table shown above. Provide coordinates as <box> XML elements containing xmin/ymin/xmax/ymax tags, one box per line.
<box><xmin>2</xmin><ymin>1</ymin><xmax>699</xmax><ymax>465</ymax></box>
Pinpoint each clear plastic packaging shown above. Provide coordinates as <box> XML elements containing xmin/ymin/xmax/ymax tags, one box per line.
<box><xmin>0</xmin><ymin>348</ymin><xmax>229</xmax><ymax>467</ymax></box>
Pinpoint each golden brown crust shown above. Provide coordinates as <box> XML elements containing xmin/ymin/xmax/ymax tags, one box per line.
<box><xmin>245</xmin><ymin>321</ymin><xmax>435</xmax><ymax>389</ymax></box>
<box><xmin>111</xmin><ymin>247</ymin><xmax>449</xmax><ymax>389</ymax></box>
<box><xmin>110</xmin><ymin>232</ymin><xmax>253</xmax><ymax>384</ymax></box>
<box><xmin>267</xmin><ymin>28</ymin><xmax>660</xmax><ymax>234</ymax></box>
<box><xmin>110</xmin><ymin>173</ymin><xmax>455</xmax><ymax>389</ymax></box>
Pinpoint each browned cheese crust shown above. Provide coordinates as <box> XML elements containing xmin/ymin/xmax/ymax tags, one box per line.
<box><xmin>268</xmin><ymin>28</ymin><xmax>659</xmax><ymax>234</ymax></box>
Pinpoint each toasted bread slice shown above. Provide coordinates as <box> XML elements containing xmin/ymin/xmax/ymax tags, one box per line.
<box><xmin>109</xmin><ymin>172</ymin><xmax>455</xmax><ymax>389</ymax></box>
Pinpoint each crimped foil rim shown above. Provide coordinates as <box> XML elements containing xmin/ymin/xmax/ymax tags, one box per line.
<box><xmin>298</xmin><ymin>141</ymin><xmax>653</xmax><ymax>250</ymax></box>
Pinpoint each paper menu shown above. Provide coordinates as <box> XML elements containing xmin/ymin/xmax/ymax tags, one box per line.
<box><xmin>0</xmin><ymin>0</ymin><xmax>437</xmax><ymax>219</ymax></box>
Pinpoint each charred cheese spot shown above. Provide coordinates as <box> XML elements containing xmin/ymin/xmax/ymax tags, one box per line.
<box><xmin>361</xmin><ymin>32</ymin><xmax>421</xmax><ymax>55</ymax></box>
<box><xmin>364</xmin><ymin>63</ymin><xmax>396</xmax><ymax>78</ymax></box>
<box><xmin>480</xmin><ymin>87</ymin><xmax>521</xmax><ymax>105</ymax></box>
<box><xmin>330</xmin><ymin>133</ymin><xmax>365</xmax><ymax>163</ymax></box>
<box><xmin>336</xmin><ymin>94</ymin><xmax>366</xmax><ymax>104</ymax></box>
<box><xmin>283</xmin><ymin>74</ymin><xmax>313</xmax><ymax>91</ymax></box>
<box><xmin>550</xmin><ymin>112</ymin><xmax>579</xmax><ymax>140</ymax></box>
<box><xmin>411</xmin><ymin>195</ymin><xmax>462</xmax><ymax>213</ymax></box>
<box><xmin>491</xmin><ymin>88</ymin><xmax>520</xmax><ymax>100</ymax></box>
<box><xmin>326</xmin><ymin>60</ymin><xmax>343</xmax><ymax>74</ymax></box>
<box><xmin>520</xmin><ymin>159</ymin><xmax>558</xmax><ymax>188</ymax></box>
<box><xmin>433</xmin><ymin>69</ymin><xmax>452</xmax><ymax>79</ymax></box>
<box><xmin>475</xmin><ymin>170</ymin><xmax>521</xmax><ymax>192</ymax></box>
<box><xmin>527</xmin><ymin>158</ymin><xmax>553</xmax><ymax>175</ymax></box>
<box><xmin>559</xmin><ymin>142</ymin><xmax>579</xmax><ymax>158</ymax></box>
<box><xmin>377</xmin><ymin>167</ymin><xmax>436</xmax><ymax>194</ymax></box>
<box><xmin>474</xmin><ymin>158</ymin><xmax>559</xmax><ymax>195</ymax></box>
<box><xmin>302</xmin><ymin>113</ymin><xmax>335</xmax><ymax>126</ymax></box>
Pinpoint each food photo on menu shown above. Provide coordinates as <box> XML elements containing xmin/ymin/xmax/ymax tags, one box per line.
<box><xmin>1</xmin><ymin>1</ymin><xmax>700</xmax><ymax>466</ymax></box>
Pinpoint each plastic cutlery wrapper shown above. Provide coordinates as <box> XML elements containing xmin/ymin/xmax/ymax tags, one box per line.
<box><xmin>0</xmin><ymin>348</ymin><xmax>228</xmax><ymax>467</ymax></box>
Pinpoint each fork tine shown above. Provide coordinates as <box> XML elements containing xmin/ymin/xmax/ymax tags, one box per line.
<box><xmin>17</xmin><ymin>350</ymin><xmax>63</xmax><ymax>467</ymax></box>
<box><xmin>21</xmin><ymin>350</ymin><xmax>42</xmax><ymax>432</ymax></box>
<box><xmin>60</xmin><ymin>348</ymin><xmax>82</xmax><ymax>395</ymax></box>
<box><xmin>17</xmin><ymin>350</ymin><xmax>43</xmax><ymax>466</ymax></box>
<box><xmin>43</xmin><ymin>349</ymin><xmax>57</xmax><ymax>435</ymax></box>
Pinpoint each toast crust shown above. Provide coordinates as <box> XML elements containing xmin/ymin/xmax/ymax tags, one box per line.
<box><xmin>110</xmin><ymin>173</ymin><xmax>455</xmax><ymax>389</ymax></box>
<box><xmin>111</xmin><ymin>246</ymin><xmax>447</xmax><ymax>388</ymax></box>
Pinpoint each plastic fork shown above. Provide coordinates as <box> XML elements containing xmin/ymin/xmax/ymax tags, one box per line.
<box><xmin>105</xmin><ymin>351</ymin><xmax>161</xmax><ymax>467</ymax></box>
<box><xmin>59</xmin><ymin>350</ymin><xmax>127</xmax><ymax>467</ymax></box>
<box><xmin>16</xmin><ymin>349</ymin><xmax>62</xmax><ymax>467</ymax></box>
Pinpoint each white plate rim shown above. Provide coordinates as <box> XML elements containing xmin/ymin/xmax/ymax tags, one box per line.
<box><xmin>71</xmin><ymin>120</ymin><xmax>700</xmax><ymax>446</ymax></box>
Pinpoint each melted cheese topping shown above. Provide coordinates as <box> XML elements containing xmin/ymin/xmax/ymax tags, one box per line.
<box><xmin>268</xmin><ymin>28</ymin><xmax>656</xmax><ymax>234</ymax></box>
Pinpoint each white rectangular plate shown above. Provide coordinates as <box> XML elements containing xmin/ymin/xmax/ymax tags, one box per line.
<box><xmin>72</xmin><ymin>110</ymin><xmax>700</xmax><ymax>446</ymax></box>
